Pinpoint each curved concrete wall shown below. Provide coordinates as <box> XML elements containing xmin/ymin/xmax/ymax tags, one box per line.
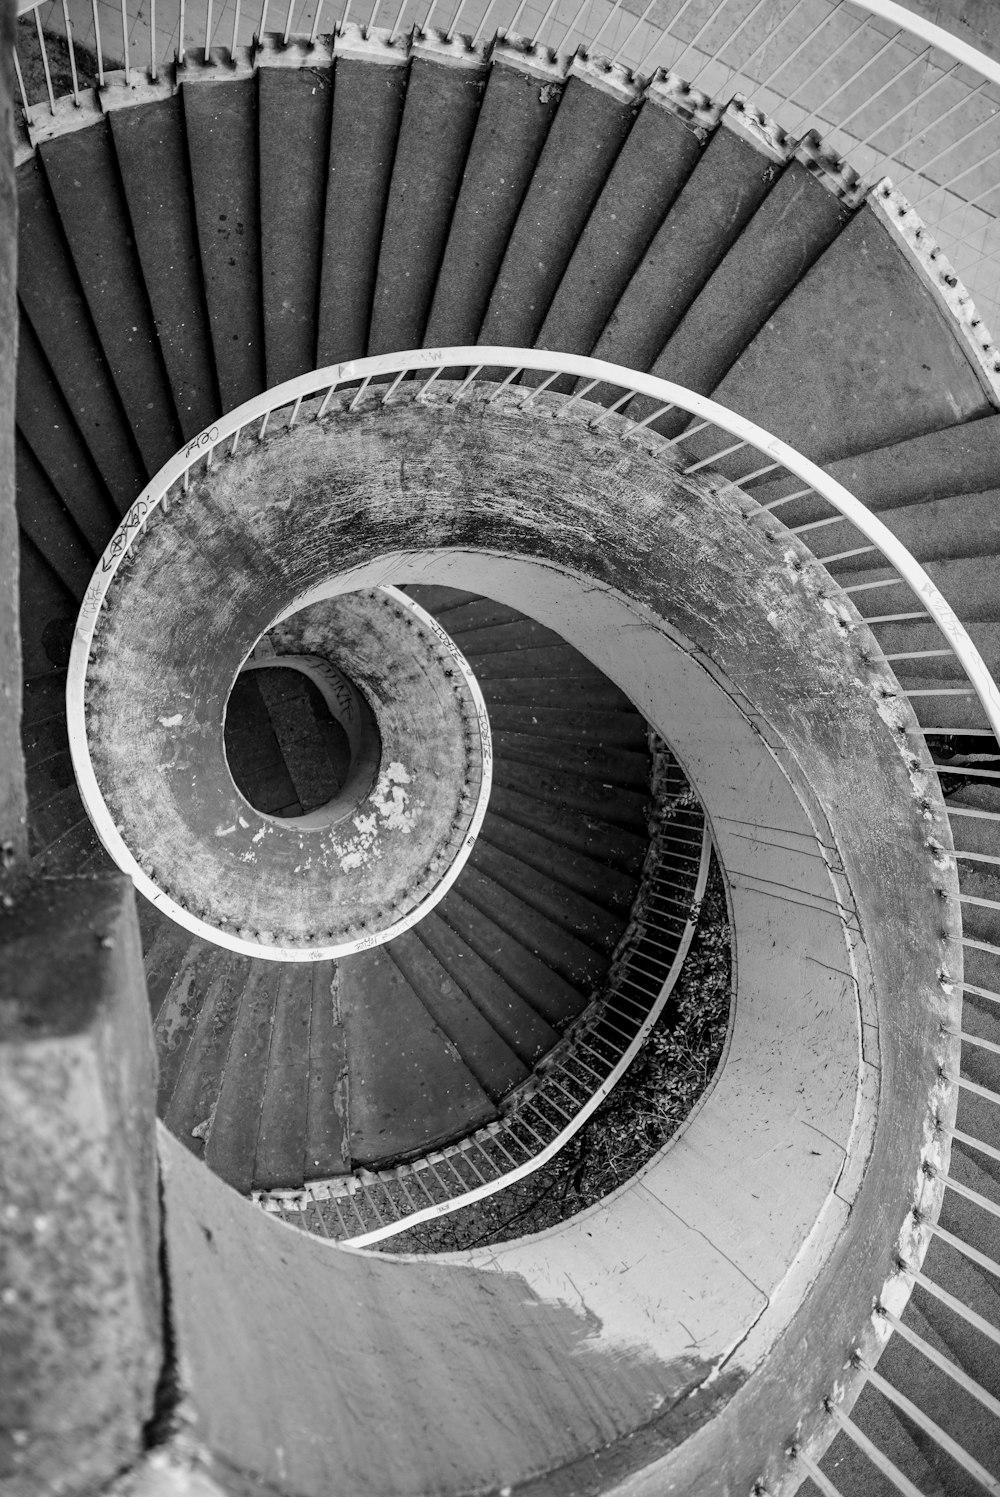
<box><xmin>130</xmin><ymin>395</ymin><xmax>958</xmax><ymax>1496</ymax></box>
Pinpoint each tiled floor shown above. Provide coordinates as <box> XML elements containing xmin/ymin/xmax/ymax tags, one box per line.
<box><xmin>15</xmin><ymin>0</ymin><xmax>1000</xmax><ymax>335</ymax></box>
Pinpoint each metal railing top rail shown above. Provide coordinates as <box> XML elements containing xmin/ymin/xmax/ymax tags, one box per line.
<box><xmin>11</xmin><ymin>0</ymin><xmax>1000</xmax><ymax>334</ymax></box>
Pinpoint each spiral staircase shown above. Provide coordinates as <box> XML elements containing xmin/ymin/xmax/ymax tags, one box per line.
<box><xmin>3</xmin><ymin>1</ymin><xmax>1000</xmax><ymax>1494</ymax></box>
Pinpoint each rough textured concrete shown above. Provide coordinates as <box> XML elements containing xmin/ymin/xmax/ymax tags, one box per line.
<box><xmin>0</xmin><ymin>874</ymin><xmax>162</xmax><ymax>1497</ymax></box>
<box><xmin>0</xmin><ymin>0</ymin><xmax>26</xmax><ymax>881</ymax></box>
<box><xmin>139</xmin><ymin>395</ymin><xmax>957</xmax><ymax>1497</ymax></box>
<box><xmin>87</xmin><ymin>587</ymin><xmax>486</xmax><ymax>952</ymax></box>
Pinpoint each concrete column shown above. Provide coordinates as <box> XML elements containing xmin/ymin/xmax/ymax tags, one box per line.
<box><xmin>0</xmin><ymin>0</ymin><xmax>26</xmax><ymax>889</ymax></box>
<box><xmin>0</xmin><ymin>876</ymin><xmax>164</xmax><ymax>1497</ymax></box>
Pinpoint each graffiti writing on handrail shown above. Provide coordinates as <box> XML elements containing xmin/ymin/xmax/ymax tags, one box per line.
<box><xmin>184</xmin><ymin>425</ymin><xmax>219</xmax><ymax>460</ymax></box>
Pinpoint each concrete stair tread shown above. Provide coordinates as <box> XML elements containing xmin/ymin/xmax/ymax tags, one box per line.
<box><xmin>436</xmin><ymin>883</ymin><xmax>591</xmax><ymax>1029</ymax></box>
<box><xmin>37</xmin><ymin>123</ymin><xmax>182</xmax><ymax>476</ymax></box>
<box><xmin>423</xmin><ymin>56</ymin><xmax>562</xmax><ymax>350</ymax></box>
<box><xmin>338</xmin><ymin>945</ymin><xmax>497</xmax><ymax>1167</ymax></box>
<box><xmin>492</xmin><ymin>756</ymin><xmax>650</xmax><ymax>830</ymax></box>
<box><xmin>368</xmin><ymin>55</ymin><xmax>488</xmax><ymax>357</ymax></box>
<box><xmin>488</xmin><ymin>782</ymin><xmax>649</xmax><ymax>872</ymax></box>
<box><xmin>414</xmin><ymin>911</ymin><xmax>560</xmax><ymax>1066</ymax></box>
<box><xmin>487</xmin><ymin>703</ymin><xmax>649</xmax><ymax>747</ymax></box>
<box><xmin>25</xmin><ymin>749</ymin><xmax>75</xmax><ymax>812</ymax></box>
<box><xmin>259</xmin><ymin>65</ymin><xmax>334</xmax><ymax>387</ymax></box>
<box><xmin>453</xmin><ymin>862</ymin><xmax>609</xmax><ymax>991</ymax></box>
<box><xmin>479</xmin><ymin>674</ymin><xmax>635</xmax><ymax>711</ymax></box>
<box><xmin>386</xmin><ymin>930</ymin><xmax>531</xmax><ymax>1103</ymax></box>
<box><xmin>252</xmin><ymin>963</ymin><xmax>317</xmax><ymax>1190</ymax></box>
<box><xmin>109</xmin><ymin>94</ymin><xmax>221</xmax><ymax>441</ymax></box>
<box><xmin>16</xmin><ymin>155</ymin><xmax>147</xmax><ymax>511</ymax></box>
<box><xmin>480</xmin><ymin>72</ymin><xmax>638</xmax><ymax>349</ymax></box>
<box><xmin>534</xmin><ymin>89</ymin><xmax>706</xmax><ymax>364</ymax></box>
<box><xmin>471</xmin><ymin>834</ymin><xmax>628</xmax><ymax>954</ymax></box>
<box><xmin>493</xmin><ymin>728</ymin><xmax>651</xmax><ymax>789</ymax></box>
<box><xmin>591</xmin><ymin>121</ymin><xmax>787</xmax><ymax>379</ymax></box>
<box><xmin>482</xmin><ymin>810</ymin><xmax>641</xmax><ymax>913</ymax></box>
<box><xmin>183</xmin><ymin>76</ymin><xmax>266</xmax><ymax>411</ymax></box>
<box><xmin>317</xmin><ymin>54</ymin><xmax>408</xmax><ymax>365</ymax></box>
<box><xmin>16</xmin><ymin>313</ymin><xmax>120</xmax><ymax>552</ymax></box>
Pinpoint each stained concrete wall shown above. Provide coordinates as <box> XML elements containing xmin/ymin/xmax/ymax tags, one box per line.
<box><xmin>0</xmin><ymin>876</ymin><xmax>163</xmax><ymax>1497</ymax></box>
<box><xmin>117</xmin><ymin>395</ymin><xmax>961</xmax><ymax>1497</ymax></box>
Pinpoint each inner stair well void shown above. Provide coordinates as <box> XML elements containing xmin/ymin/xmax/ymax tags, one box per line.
<box><xmin>4</xmin><ymin>4</ymin><xmax>1000</xmax><ymax>1495</ymax></box>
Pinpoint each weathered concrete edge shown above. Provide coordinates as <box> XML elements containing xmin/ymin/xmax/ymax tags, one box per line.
<box><xmin>0</xmin><ymin>874</ymin><xmax>163</xmax><ymax>1497</ymax></box>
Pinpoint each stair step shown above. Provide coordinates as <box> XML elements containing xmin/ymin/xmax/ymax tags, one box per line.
<box><xmin>387</xmin><ymin>929</ymin><xmax>529</xmax><ymax>1102</ymax></box>
<box><xmin>253</xmin><ymin>964</ymin><xmax>316</xmax><ymax>1190</ymax></box>
<box><xmin>888</xmin><ymin>1296</ymin><xmax>1000</xmax><ymax>1495</ymax></box>
<box><xmin>21</xmin><ymin>669</ymin><xmax>67</xmax><ymax>727</ymax></box>
<box><xmin>415</xmin><ymin>911</ymin><xmax>559</xmax><ymax>1065</ymax></box>
<box><xmin>16</xmin><ymin>312</ymin><xmax>120</xmax><ymax>552</ymax></box>
<box><xmin>483</xmin><ymin>812</ymin><xmax>641</xmax><ymax>913</ymax></box>
<box><xmin>368</xmin><ymin>55</ymin><xmax>487</xmax><ymax>357</ymax></box>
<box><xmin>27</xmin><ymin>781</ymin><xmax>87</xmax><ymax>855</ymax></box>
<box><xmin>38</xmin><ymin>123</ymin><xmax>181</xmax><ymax>475</ymax></box>
<box><xmin>25</xmin><ymin>749</ymin><xmax>74</xmax><ymax>811</ymax></box>
<box><xmin>17</xmin><ymin>537</ymin><xmax>78</xmax><ymax>680</ymax></box>
<box><xmin>489</xmin><ymin>782</ymin><xmax>648</xmax><ymax>873</ymax></box>
<box><xmin>203</xmin><ymin>962</ymin><xmax>282</xmax><ymax>1194</ymax></box>
<box><xmin>447</xmin><ymin>616</ymin><xmax>570</xmax><ymax>655</ymax></box>
<box><xmin>162</xmin><ymin>954</ymin><xmax>253</xmax><ymax>1161</ymax></box>
<box><xmin>30</xmin><ymin>812</ymin><xmax>105</xmax><ymax>876</ymax></box>
<box><xmin>463</xmin><ymin>645</ymin><xmax>608</xmax><ymax>679</ymax></box>
<box><xmin>402</xmin><ymin>584</ymin><xmax>482</xmax><ymax>616</ymax></box>
<box><xmin>317</xmin><ymin>55</ymin><xmax>408</xmax><ymax>365</ymax></box>
<box><xmin>304</xmin><ymin>962</ymin><xmax>349</xmax><ymax>1178</ymax></box>
<box><xmin>437</xmin><ymin>885</ymin><xmax>590</xmax><ymax>1029</ymax></box>
<box><xmin>869</xmin><ymin>617</ymin><xmax>1000</xmax><ymax>680</ymax></box>
<box><xmin>472</xmin><ymin>836</ymin><xmax>627</xmax><ymax>953</ymax></box>
<box><xmin>16</xmin><ymin>435</ymin><xmax>96</xmax><ymax>599</ymax></box>
<box><xmin>15</xmin><ymin>156</ymin><xmax>146</xmax><ymax>511</ymax></box>
<box><xmin>709</xmin><ymin>202</ymin><xmax>995</xmax><ymax>470</ymax></box>
<box><xmin>109</xmin><ymin>94</ymin><xmax>221</xmax><ymax>443</ymax></box>
<box><xmin>338</xmin><ymin>946</ymin><xmax>496</xmax><ymax>1166</ymax></box>
<box><xmin>487</xmin><ymin>705</ymin><xmax>646</xmax><ymax>747</ymax></box>
<box><xmin>424</xmin><ymin>56</ymin><xmax>562</xmax><ymax>349</ymax></box>
<box><xmin>891</xmin><ymin>676</ymin><xmax>991</xmax><ymax>733</ymax></box>
<box><xmin>183</xmin><ymin>76</ymin><xmax>266</xmax><ymax>411</ymax></box>
<box><xmin>455</xmin><ymin>863</ymin><xmax>608</xmax><ymax>990</ymax></box>
<box><xmin>480</xmin><ymin>73</ymin><xmax>637</xmax><ymax>349</ymax></box>
<box><xmin>535</xmin><ymin>90</ymin><xmax>706</xmax><ymax>365</ymax></box>
<box><xmin>839</xmin><ymin>558</ymin><xmax>1000</xmax><ymax>627</ymax></box>
<box><xmin>492</xmin><ymin>729</ymin><xmax>650</xmax><ymax>789</ymax></box>
<box><xmin>492</xmin><ymin>757</ymin><xmax>650</xmax><ymax>831</ymax></box>
<box><xmin>590</xmin><ymin>120</ymin><xmax>786</xmax><ymax>381</ymax></box>
<box><xmin>259</xmin><ymin>65</ymin><xmax>334</xmax><ymax>386</ymax></box>
<box><xmin>823</xmin><ymin>414</ymin><xmax>1000</xmax><ymax>514</ymax></box>
<box><xmin>479</xmin><ymin>673</ymin><xmax>633</xmax><ymax>712</ymax></box>
<box><xmin>651</xmin><ymin>157</ymin><xmax>854</xmax><ymax>407</ymax></box>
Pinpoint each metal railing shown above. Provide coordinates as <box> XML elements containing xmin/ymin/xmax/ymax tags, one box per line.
<box><xmin>258</xmin><ymin>741</ymin><xmax>712</xmax><ymax>1247</ymax></box>
<box><xmin>11</xmin><ymin>0</ymin><xmax>1000</xmax><ymax>337</ymax></box>
<box><xmin>65</xmin><ymin>346</ymin><xmax>1000</xmax><ymax>1489</ymax></box>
